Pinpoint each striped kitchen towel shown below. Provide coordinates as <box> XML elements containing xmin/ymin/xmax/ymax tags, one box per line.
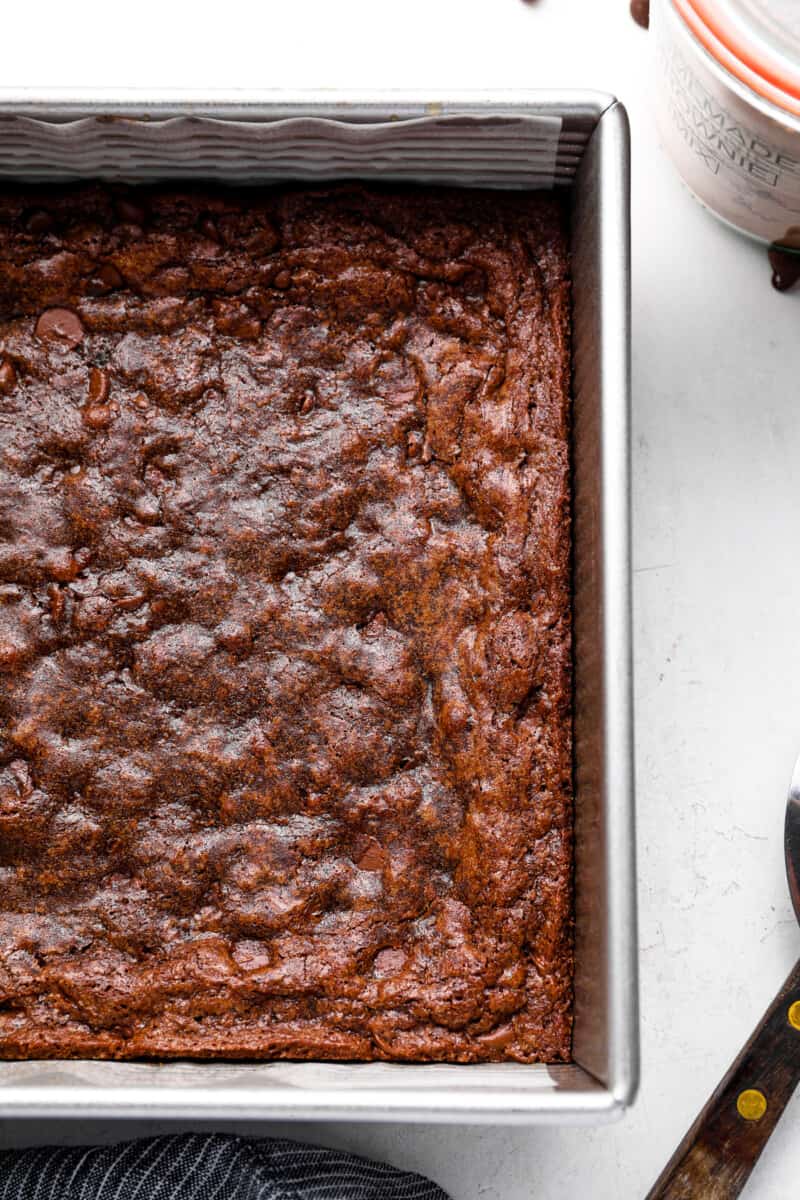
<box><xmin>0</xmin><ymin>1133</ymin><xmax>450</xmax><ymax>1199</ymax></box>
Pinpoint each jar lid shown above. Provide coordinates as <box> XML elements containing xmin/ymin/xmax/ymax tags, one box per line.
<box><xmin>674</xmin><ymin>0</ymin><xmax>800</xmax><ymax>117</ymax></box>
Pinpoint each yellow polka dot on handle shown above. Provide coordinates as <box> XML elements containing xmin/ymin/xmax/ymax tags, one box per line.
<box><xmin>788</xmin><ymin>1001</ymin><xmax>800</xmax><ymax>1031</ymax></box>
<box><xmin>737</xmin><ymin>1089</ymin><xmax>767</xmax><ymax>1122</ymax></box>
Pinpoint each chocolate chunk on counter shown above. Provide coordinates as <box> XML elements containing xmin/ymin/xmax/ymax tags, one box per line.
<box><xmin>630</xmin><ymin>0</ymin><xmax>650</xmax><ymax>28</ymax></box>
<box><xmin>769</xmin><ymin>230</ymin><xmax>800</xmax><ymax>293</ymax></box>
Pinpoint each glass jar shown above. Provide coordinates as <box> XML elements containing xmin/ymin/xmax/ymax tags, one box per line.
<box><xmin>652</xmin><ymin>0</ymin><xmax>800</xmax><ymax>246</ymax></box>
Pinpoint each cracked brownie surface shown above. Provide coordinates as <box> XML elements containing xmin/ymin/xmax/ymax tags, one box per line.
<box><xmin>0</xmin><ymin>183</ymin><xmax>573</xmax><ymax>1062</ymax></box>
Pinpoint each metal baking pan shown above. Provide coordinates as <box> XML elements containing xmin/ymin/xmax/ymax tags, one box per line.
<box><xmin>0</xmin><ymin>89</ymin><xmax>636</xmax><ymax>1124</ymax></box>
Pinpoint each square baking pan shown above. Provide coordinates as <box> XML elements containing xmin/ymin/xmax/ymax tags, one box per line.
<box><xmin>0</xmin><ymin>90</ymin><xmax>636</xmax><ymax>1124</ymax></box>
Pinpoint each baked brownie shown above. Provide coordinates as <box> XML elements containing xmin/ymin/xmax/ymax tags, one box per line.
<box><xmin>0</xmin><ymin>184</ymin><xmax>573</xmax><ymax>1062</ymax></box>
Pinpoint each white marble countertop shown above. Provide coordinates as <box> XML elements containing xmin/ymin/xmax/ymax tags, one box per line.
<box><xmin>2</xmin><ymin>0</ymin><xmax>800</xmax><ymax>1196</ymax></box>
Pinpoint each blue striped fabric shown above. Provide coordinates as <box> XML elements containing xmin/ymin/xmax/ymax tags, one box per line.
<box><xmin>0</xmin><ymin>1134</ymin><xmax>450</xmax><ymax>1199</ymax></box>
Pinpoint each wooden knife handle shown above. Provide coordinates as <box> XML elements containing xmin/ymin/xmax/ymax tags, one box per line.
<box><xmin>645</xmin><ymin>957</ymin><xmax>800</xmax><ymax>1199</ymax></box>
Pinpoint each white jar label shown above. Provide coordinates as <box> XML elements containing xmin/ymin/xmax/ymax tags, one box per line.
<box><xmin>653</xmin><ymin>1</ymin><xmax>800</xmax><ymax>243</ymax></box>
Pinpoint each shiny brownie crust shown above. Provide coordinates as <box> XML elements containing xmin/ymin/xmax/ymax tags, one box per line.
<box><xmin>0</xmin><ymin>184</ymin><xmax>573</xmax><ymax>1062</ymax></box>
